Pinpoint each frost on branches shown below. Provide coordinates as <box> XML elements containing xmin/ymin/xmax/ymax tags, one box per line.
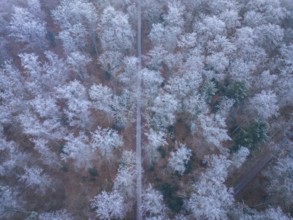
<box><xmin>249</xmin><ymin>90</ymin><xmax>279</xmax><ymax>120</ymax></box>
<box><xmin>187</xmin><ymin>155</ymin><xmax>234</xmax><ymax>220</ymax></box>
<box><xmin>168</xmin><ymin>144</ymin><xmax>192</xmax><ymax>175</ymax></box>
<box><xmin>91</xmin><ymin>126</ymin><xmax>123</xmax><ymax>159</ymax></box>
<box><xmin>231</xmin><ymin>146</ymin><xmax>250</xmax><ymax>169</ymax></box>
<box><xmin>142</xmin><ymin>185</ymin><xmax>166</xmax><ymax>220</ymax></box>
<box><xmin>145</xmin><ymin>129</ymin><xmax>167</xmax><ymax>164</ymax></box>
<box><xmin>9</xmin><ymin>6</ymin><xmax>46</xmax><ymax>48</ymax></box>
<box><xmin>39</xmin><ymin>209</ymin><xmax>74</xmax><ymax>220</ymax></box>
<box><xmin>91</xmin><ymin>190</ymin><xmax>125</xmax><ymax>220</ymax></box>
<box><xmin>113</xmin><ymin>151</ymin><xmax>136</xmax><ymax>198</ymax></box>
<box><xmin>19</xmin><ymin>166</ymin><xmax>53</xmax><ymax>194</ymax></box>
<box><xmin>0</xmin><ymin>185</ymin><xmax>21</xmax><ymax>218</ymax></box>
<box><xmin>265</xmin><ymin>155</ymin><xmax>293</xmax><ymax>209</ymax></box>
<box><xmin>99</xmin><ymin>6</ymin><xmax>133</xmax><ymax>52</ymax></box>
<box><xmin>199</xmin><ymin>113</ymin><xmax>231</xmax><ymax>148</ymax></box>
<box><xmin>150</xmin><ymin>93</ymin><xmax>178</xmax><ymax>129</ymax></box>
<box><xmin>61</xmin><ymin>133</ymin><xmax>93</xmax><ymax>169</ymax></box>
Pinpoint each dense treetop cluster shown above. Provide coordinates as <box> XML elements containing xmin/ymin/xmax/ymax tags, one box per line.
<box><xmin>0</xmin><ymin>0</ymin><xmax>292</xmax><ymax>219</ymax></box>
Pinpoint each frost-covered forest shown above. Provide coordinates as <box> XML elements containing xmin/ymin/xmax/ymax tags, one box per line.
<box><xmin>0</xmin><ymin>0</ymin><xmax>293</xmax><ymax>219</ymax></box>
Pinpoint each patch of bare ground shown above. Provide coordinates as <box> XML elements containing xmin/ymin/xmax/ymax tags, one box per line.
<box><xmin>60</xmin><ymin>158</ymin><xmax>119</xmax><ymax>219</ymax></box>
<box><xmin>234</xmin><ymin>174</ymin><xmax>270</xmax><ymax>211</ymax></box>
<box><xmin>122</xmin><ymin>123</ymin><xmax>136</xmax><ymax>151</ymax></box>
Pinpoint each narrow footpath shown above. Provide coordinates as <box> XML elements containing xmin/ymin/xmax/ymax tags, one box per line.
<box><xmin>233</xmin><ymin>153</ymin><xmax>273</xmax><ymax>195</ymax></box>
<box><xmin>135</xmin><ymin>0</ymin><xmax>142</xmax><ymax>219</ymax></box>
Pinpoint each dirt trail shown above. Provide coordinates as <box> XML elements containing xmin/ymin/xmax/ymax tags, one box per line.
<box><xmin>135</xmin><ymin>0</ymin><xmax>142</xmax><ymax>219</ymax></box>
<box><xmin>233</xmin><ymin>153</ymin><xmax>273</xmax><ymax>195</ymax></box>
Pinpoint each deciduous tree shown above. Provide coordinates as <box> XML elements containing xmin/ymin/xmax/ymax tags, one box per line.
<box><xmin>9</xmin><ymin>6</ymin><xmax>46</xmax><ymax>48</ymax></box>
<box><xmin>99</xmin><ymin>6</ymin><xmax>133</xmax><ymax>52</ymax></box>
<box><xmin>142</xmin><ymin>185</ymin><xmax>166</xmax><ymax>220</ymax></box>
<box><xmin>91</xmin><ymin>126</ymin><xmax>123</xmax><ymax>159</ymax></box>
<box><xmin>39</xmin><ymin>209</ymin><xmax>73</xmax><ymax>220</ymax></box>
<box><xmin>187</xmin><ymin>155</ymin><xmax>234</xmax><ymax>220</ymax></box>
<box><xmin>168</xmin><ymin>144</ymin><xmax>192</xmax><ymax>175</ymax></box>
<box><xmin>91</xmin><ymin>190</ymin><xmax>125</xmax><ymax>220</ymax></box>
<box><xmin>19</xmin><ymin>166</ymin><xmax>53</xmax><ymax>194</ymax></box>
<box><xmin>199</xmin><ymin>113</ymin><xmax>231</xmax><ymax>148</ymax></box>
<box><xmin>249</xmin><ymin>90</ymin><xmax>279</xmax><ymax>120</ymax></box>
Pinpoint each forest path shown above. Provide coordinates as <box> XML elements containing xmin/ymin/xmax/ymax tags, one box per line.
<box><xmin>135</xmin><ymin>0</ymin><xmax>142</xmax><ymax>219</ymax></box>
<box><xmin>233</xmin><ymin>153</ymin><xmax>273</xmax><ymax>195</ymax></box>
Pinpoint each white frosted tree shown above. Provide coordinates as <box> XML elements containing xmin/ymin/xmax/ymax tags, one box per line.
<box><xmin>0</xmin><ymin>186</ymin><xmax>21</xmax><ymax>219</ymax></box>
<box><xmin>0</xmin><ymin>139</ymin><xmax>28</xmax><ymax>177</ymax></box>
<box><xmin>217</xmin><ymin>97</ymin><xmax>235</xmax><ymax>117</ymax></box>
<box><xmin>253</xmin><ymin>207</ymin><xmax>292</xmax><ymax>220</ymax></box>
<box><xmin>29</xmin><ymin>95</ymin><xmax>60</xmax><ymax>119</ymax></box>
<box><xmin>99</xmin><ymin>6</ymin><xmax>133</xmax><ymax>52</ymax></box>
<box><xmin>196</xmin><ymin>16</ymin><xmax>226</xmax><ymax>42</ymax></box>
<box><xmin>233</xmin><ymin>206</ymin><xmax>293</xmax><ymax>220</ymax></box>
<box><xmin>56</xmin><ymin>80</ymin><xmax>91</xmax><ymax>127</ymax></box>
<box><xmin>52</xmin><ymin>0</ymin><xmax>98</xmax><ymax>52</ymax></box>
<box><xmin>19</xmin><ymin>51</ymin><xmax>69</xmax><ymax>96</ymax></box>
<box><xmin>52</xmin><ymin>0</ymin><xmax>98</xmax><ymax>31</ymax></box>
<box><xmin>244</xmin><ymin>0</ymin><xmax>285</xmax><ymax>26</ymax></box>
<box><xmin>19</xmin><ymin>166</ymin><xmax>53</xmax><ymax>194</ymax></box>
<box><xmin>141</xmin><ymin>0</ymin><xmax>164</xmax><ymax>25</ymax></box>
<box><xmin>19</xmin><ymin>52</ymin><xmax>69</xmax><ymax>94</ymax></box>
<box><xmin>199</xmin><ymin>113</ymin><xmax>231</xmax><ymax>148</ymax></box>
<box><xmin>98</xmin><ymin>51</ymin><xmax>124</xmax><ymax>77</ymax></box>
<box><xmin>231</xmin><ymin>146</ymin><xmax>250</xmax><ymax>169</ymax></box>
<box><xmin>114</xmin><ymin>151</ymin><xmax>136</xmax><ymax>198</ymax></box>
<box><xmin>43</xmin><ymin>51</ymin><xmax>69</xmax><ymax>87</ymax></box>
<box><xmin>19</xmin><ymin>52</ymin><xmax>43</xmax><ymax>94</ymax></box>
<box><xmin>187</xmin><ymin>155</ymin><xmax>234</xmax><ymax>220</ymax></box>
<box><xmin>187</xmin><ymin>178</ymin><xmax>234</xmax><ymax>220</ymax></box>
<box><xmin>205</xmin><ymin>154</ymin><xmax>232</xmax><ymax>183</ymax></box>
<box><xmin>166</xmin><ymin>70</ymin><xmax>204</xmax><ymax>117</ymax></box>
<box><xmin>32</xmin><ymin>138</ymin><xmax>60</xmax><ymax>168</ymax></box>
<box><xmin>254</xmin><ymin>70</ymin><xmax>278</xmax><ymax>91</ymax></box>
<box><xmin>142</xmin><ymin>185</ymin><xmax>166</xmax><ymax>220</ymax></box>
<box><xmin>219</xmin><ymin>9</ymin><xmax>240</xmax><ymax>32</ymax></box>
<box><xmin>67</xmin><ymin>51</ymin><xmax>92</xmax><ymax>81</ymax></box>
<box><xmin>146</xmin><ymin>45</ymin><xmax>168</xmax><ymax>70</ymax></box>
<box><xmin>149</xmin><ymin>0</ymin><xmax>185</xmax><ymax>51</ymax></box>
<box><xmin>206</xmin><ymin>52</ymin><xmax>229</xmax><ymax>79</ymax></box>
<box><xmin>58</xmin><ymin>24</ymin><xmax>87</xmax><ymax>54</ymax></box>
<box><xmin>265</xmin><ymin>155</ymin><xmax>293</xmax><ymax>209</ymax></box>
<box><xmin>19</xmin><ymin>110</ymin><xmax>63</xmax><ymax>139</ymax></box>
<box><xmin>118</xmin><ymin>56</ymin><xmax>138</xmax><ymax>89</ymax></box>
<box><xmin>254</xmin><ymin>24</ymin><xmax>284</xmax><ymax>52</ymax></box>
<box><xmin>39</xmin><ymin>209</ymin><xmax>74</xmax><ymax>220</ymax></box>
<box><xmin>91</xmin><ymin>190</ymin><xmax>125</xmax><ymax>220</ymax></box>
<box><xmin>89</xmin><ymin>84</ymin><xmax>118</xmax><ymax>115</ymax></box>
<box><xmin>149</xmin><ymin>23</ymin><xmax>180</xmax><ymax>53</ymax></box>
<box><xmin>229</xmin><ymin>203</ymin><xmax>292</xmax><ymax>220</ymax></box>
<box><xmin>91</xmin><ymin>126</ymin><xmax>123</xmax><ymax>159</ymax></box>
<box><xmin>249</xmin><ymin>90</ymin><xmax>279</xmax><ymax>120</ymax></box>
<box><xmin>163</xmin><ymin>0</ymin><xmax>185</xmax><ymax>28</ymax></box>
<box><xmin>169</xmin><ymin>144</ymin><xmax>192</xmax><ymax>175</ymax></box>
<box><xmin>27</xmin><ymin>0</ymin><xmax>42</xmax><ymax>17</ymax></box>
<box><xmin>149</xmin><ymin>92</ymin><xmax>178</xmax><ymax>129</ymax></box>
<box><xmin>177</xmin><ymin>32</ymin><xmax>197</xmax><ymax>49</ymax></box>
<box><xmin>90</xmin><ymin>85</ymin><xmax>134</xmax><ymax>128</ymax></box>
<box><xmin>141</xmin><ymin>68</ymin><xmax>164</xmax><ymax>105</ymax></box>
<box><xmin>61</xmin><ymin>133</ymin><xmax>93</xmax><ymax>170</ymax></box>
<box><xmin>277</xmin><ymin>44</ymin><xmax>293</xmax><ymax>105</ymax></box>
<box><xmin>9</xmin><ymin>6</ymin><xmax>46</xmax><ymax>48</ymax></box>
<box><xmin>145</xmin><ymin>129</ymin><xmax>167</xmax><ymax>164</ymax></box>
